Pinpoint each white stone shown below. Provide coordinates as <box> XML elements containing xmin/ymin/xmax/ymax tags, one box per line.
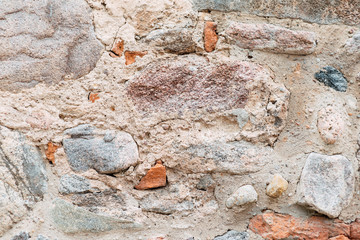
<box><xmin>226</xmin><ymin>185</ymin><xmax>258</xmax><ymax>209</ymax></box>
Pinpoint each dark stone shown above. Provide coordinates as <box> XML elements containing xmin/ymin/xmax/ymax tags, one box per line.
<box><xmin>191</xmin><ymin>0</ymin><xmax>360</xmax><ymax>25</ymax></box>
<box><xmin>196</xmin><ymin>175</ymin><xmax>215</xmax><ymax>191</ymax></box>
<box><xmin>11</xmin><ymin>232</ymin><xmax>30</xmax><ymax>240</ymax></box>
<box><xmin>59</xmin><ymin>174</ymin><xmax>91</xmax><ymax>195</ymax></box>
<box><xmin>213</xmin><ymin>230</ymin><xmax>249</xmax><ymax>240</ymax></box>
<box><xmin>315</xmin><ymin>66</ymin><xmax>347</xmax><ymax>92</ymax></box>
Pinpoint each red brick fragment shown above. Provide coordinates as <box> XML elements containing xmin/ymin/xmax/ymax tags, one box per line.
<box><xmin>350</xmin><ymin>219</ymin><xmax>360</xmax><ymax>239</ymax></box>
<box><xmin>135</xmin><ymin>161</ymin><xmax>166</xmax><ymax>190</ymax></box>
<box><xmin>204</xmin><ymin>21</ymin><xmax>218</xmax><ymax>52</ymax></box>
<box><xmin>329</xmin><ymin>235</ymin><xmax>350</xmax><ymax>240</ymax></box>
<box><xmin>110</xmin><ymin>39</ymin><xmax>124</xmax><ymax>58</ymax></box>
<box><xmin>124</xmin><ymin>51</ymin><xmax>147</xmax><ymax>65</ymax></box>
<box><xmin>45</xmin><ymin>142</ymin><xmax>60</xmax><ymax>164</ymax></box>
<box><xmin>249</xmin><ymin>211</ymin><xmax>350</xmax><ymax>240</ymax></box>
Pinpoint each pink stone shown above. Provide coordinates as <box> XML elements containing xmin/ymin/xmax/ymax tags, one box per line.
<box><xmin>226</xmin><ymin>23</ymin><xmax>316</xmax><ymax>55</ymax></box>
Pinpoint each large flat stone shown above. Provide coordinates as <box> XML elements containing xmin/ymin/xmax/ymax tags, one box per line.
<box><xmin>297</xmin><ymin>153</ymin><xmax>355</xmax><ymax>218</ymax></box>
<box><xmin>0</xmin><ymin>126</ymin><xmax>47</xmax><ymax>236</ymax></box>
<box><xmin>191</xmin><ymin>0</ymin><xmax>360</xmax><ymax>25</ymax></box>
<box><xmin>0</xmin><ymin>0</ymin><xmax>103</xmax><ymax>91</ymax></box>
<box><xmin>127</xmin><ymin>55</ymin><xmax>290</xmax><ymax>144</ymax></box>
<box><xmin>63</xmin><ymin>125</ymin><xmax>139</xmax><ymax>174</ymax></box>
<box><xmin>50</xmin><ymin>199</ymin><xmax>141</xmax><ymax>233</ymax></box>
<box><xmin>225</xmin><ymin>23</ymin><xmax>316</xmax><ymax>55</ymax></box>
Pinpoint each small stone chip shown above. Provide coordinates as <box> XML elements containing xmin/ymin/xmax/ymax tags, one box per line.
<box><xmin>266</xmin><ymin>174</ymin><xmax>288</xmax><ymax>198</ymax></box>
<box><xmin>135</xmin><ymin>161</ymin><xmax>167</xmax><ymax>190</ymax></box>
<box><xmin>315</xmin><ymin>66</ymin><xmax>347</xmax><ymax>92</ymax></box>
<box><xmin>226</xmin><ymin>185</ymin><xmax>258</xmax><ymax>209</ymax></box>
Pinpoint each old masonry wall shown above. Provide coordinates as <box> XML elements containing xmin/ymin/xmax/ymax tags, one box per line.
<box><xmin>1</xmin><ymin>0</ymin><xmax>360</xmax><ymax>239</ymax></box>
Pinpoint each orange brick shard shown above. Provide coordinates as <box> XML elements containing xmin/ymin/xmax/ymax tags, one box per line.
<box><xmin>46</xmin><ymin>142</ymin><xmax>60</xmax><ymax>164</ymax></box>
<box><xmin>125</xmin><ymin>51</ymin><xmax>147</xmax><ymax>65</ymax></box>
<box><xmin>89</xmin><ymin>93</ymin><xmax>100</xmax><ymax>103</ymax></box>
<box><xmin>110</xmin><ymin>39</ymin><xmax>124</xmax><ymax>58</ymax></box>
<box><xmin>135</xmin><ymin>161</ymin><xmax>166</xmax><ymax>190</ymax></box>
<box><xmin>204</xmin><ymin>21</ymin><xmax>218</xmax><ymax>52</ymax></box>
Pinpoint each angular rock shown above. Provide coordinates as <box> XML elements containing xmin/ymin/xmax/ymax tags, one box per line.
<box><xmin>317</xmin><ymin>107</ymin><xmax>345</xmax><ymax>144</ymax></box>
<box><xmin>196</xmin><ymin>175</ymin><xmax>215</xmax><ymax>191</ymax></box>
<box><xmin>140</xmin><ymin>195</ymin><xmax>194</xmax><ymax>215</ymax></box>
<box><xmin>315</xmin><ymin>66</ymin><xmax>348</xmax><ymax>92</ymax></box>
<box><xmin>297</xmin><ymin>153</ymin><xmax>354</xmax><ymax>218</ymax></box>
<box><xmin>249</xmin><ymin>211</ymin><xmax>350</xmax><ymax>240</ymax></box>
<box><xmin>135</xmin><ymin>161</ymin><xmax>166</xmax><ymax>190</ymax></box>
<box><xmin>226</xmin><ymin>185</ymin><xmax>257</xmax><ymax>209</ymax></box>
<box><xmin>182</xmin><ymin>141</ymin><xmax>271</xmax><ymax>174</ymax></box>
<box><xmin>145</xmin><ymin>28</ymin><xmax>196</xmax><ymax>54</ymax></box>
<box><xmin>350</xmin><ymin>220</ymin><xmax>360</xmax><ymax>239</ymax></box>
<box><xmin>0</xmin><ymin>126</ymin><xmax>47</xmax><ymax>236</ymax></box>
<box><xmin>63</xmin><ymin>125</ymin><xmax>139</xmax><ymax>174</ymax></box>
<box><xmin>50</xmin><ymin>199</ymin><xmax>140</xmax><ymax>233</ymax></box>
<box><xmin>226</xmin><ymin>23</ymin><xmax>316</xmax><ymax>55</ymax></box>
<box><xmin>266</xmin><ymin>174</ymin><xmax>288</xmax><ymax>198</ymax></box>
<box><xmin>11</xmin><ymin>232</ymin><xmax>30</xmax><ymax>240</ymax></box>
<box><xmin>127</xmin><ymin>55</ymin><xmax>290</xmax><ymax>144</ymax></box>
<box><xmin>0</xmin><ymin>0</ymin><xmax>103</xmax><ymax>91</ymax></box>
<box><xmin>191</xmin><ymin>0</ymin><xmax>360</xmax><ymax>25</ymax></box>
<box><xmin>59</xmin><ymin>174</ymin><xmax>91</xmax><ymax>195</ymax></box>
<box><xmin>204</xmin><ymin>22</ymin><xmax>218</xmax><ymax>52</ymax></box>
<box><xmin>214</xmin><ymin>230</ymin><xmax>249</xmax><ymax>240</ymax></box>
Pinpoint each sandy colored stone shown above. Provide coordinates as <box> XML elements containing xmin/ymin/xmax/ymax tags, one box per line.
<box><xmin>329</xmin><ymin>235</ymin><xmax>350</xmax><ymax>240</ymax></box>
<box><xmin>249</xmin><ymin>211</ymin><xmax>350</xmax><ymax>240</ymax></box>
<box><xmin>317</xmin><ymin>107</ymin><xmax>345</xmax><ymax>144</ymax></box>
<box><xmin>226</xmin><ymin>185</ymin><xmax>257</xmax><ymax>209</ymax></box>
<box><xmin>125</xmin><ymin>51</ymin><xmax>148</xmax><ymax>65</ymax></box>
<box><xmin>204</xmin><ymin>22</ymin><xmax>218</xmax><ymax>52</ymax></box>
<box><xmin>266</xmin><ymin>174</ymin><xmax>288</xmax><ymax>198</ymax></box>
<box><xmin>45</xmin><ymin>142</ymin><xmax>60</xmax><ymax>164</ymax></box>
<box><xmin>226</xmin><ymin>23</ymin><xmax>316</xmax><ymax>55</ymax></box>
<box><xmin>135</xmin><ymin>161</ymin><xmax>166</xmax><ymax>190</ymax></box>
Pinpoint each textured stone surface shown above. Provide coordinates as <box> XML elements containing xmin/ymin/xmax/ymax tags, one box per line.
<box><xmin>140</xmin><ymin>195</ymin><xmax>194</xmax><ymax>215</ymax></box>
<box><xmin>346</xmin><ymin>31</ymin><xmax>360</xmax><ymax>54</ymax></box>
<box><xmin>204</xmin><ymin>22</ymin><xmax>218</xmax><ymax>52</ymax></box>
<box><xmin>127</xmin><ymin>55</ymin><xmax>290</xmax><ymax>144</ymax></box>
<box><xmin>50</xmin><ymin>199</ymin><xmax>140</xmax><ymax>233</ymax></box>
<box><xmin>0</xmin><ymin>0</ymin><xmax>103</xmax><ymax>91</ymax></box>
<box><xmin>191</xmin><ymin>0</ymin><xmax>360</xmax><ymax>25</ymax></box>
<box><xmin>59</xmin><ymin>174</ymin><xmax>91</xmax><ymax>195</ymax></box>
<box><xmin>297</xmin><ymin>153</ymin><xmax>354</xmax><ymax>218</ymax></box>
<box><xmin>11</xmin><ymin>232</ymin><xmax>30</xmax><ymax>240</ymax></box>
<box><xmin>63</xmin><ymin>125</ymin><xmax>139</xmax><ymax>174</ymax></box>
<box><xmin>183</xmin><ymin>141</ymin><xmax>271</xmax><ymax>174</ymax></box>
<box><xmin>350</xmin><ymin>220</ymin><xmax>360</xmax><ymax>239</ymax></box>
<box><xmin>317</xmin><ymin>107</ymin><xmax>345</xmax><ymax>144</ymax></box>
<box><xmin>315</xmin><ymin>66</ymin><xmax>348</xmax><ymax>92</ymax></box>
<box><xmin>226</xmin><ymin>185</ymin><xmax>258</xmax><ymax>209</ymax></box>
<box><xmin>196</xmin><ymin>175</ymin><xmax>215</xmax><ymax>191</ymax></box>
<box><xmin>329</xmin><ymin>235</ymin><xmax>350</xmax><ymax>240</ymax></box>
<box><xmin>0</xmin><ymin>126</ymin><xmax>48</xmax><ymax>236</ymax></box>
<box><xmin>266</xmin><ymin>174</ymin><xmax>288</xmax><ymax>198</ymax></box>
<box><xmin>226</xmin><ymin>23</ymin><xmax>316</xmax><ymax>55</ymax></box>
<box><xmin>145</xmin><ymin>28</ymin><xmax>196</xmax><ymax>54</ymax></box>
<box><xmin>249</xmin><ymin>211</ymin><xmax>350</xmax><ymax>240</ymax></box>
<box><xmin>214</xmin><ymin>230</ymin><xmax>249</xmax><ymax>240</ymax></box>
<box><xmin>135</xmin><ymin>161</ymin><xmax>166</xmax><ymax>190</ymax></box>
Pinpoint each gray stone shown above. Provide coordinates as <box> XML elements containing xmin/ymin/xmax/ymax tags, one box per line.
<box><xmin>59</xmin><ymin>174</ymin><xmax>91</xmax><ymax>195</ymax></box>
<box><xmin>231</xmin><ymin>109</ymin><xmax>249</xmax><ymax>129</ymax></box>
<box><xmin>63</xmin><ymin>125</ymin><xmax>138</xmax><ymax>174</ymax></box>
<box><xmin>314</xmin><ymin>66</ymin><xmax>348</xmax><ymax>92</ymax></box>
<box><xmin>140</xmin><ymin>195</ymin><xmax>194</xmax><ymax>215</ymax></box>
<box><xmin>0</xmin><ymin>126</ymin><xmax>48</xmax><ymax>236</ymax></box>
<box><xmin>36</xmin><ymin>235</ymin><xmax>51</xmax><ymax>240</ymax></box>
<box><xmin>183</xmin><ymin>141</ymin><xmax>271</xmax><ymax>174</ymax></box>
<box><xmin>191</xmin><ymin>0</ymin><xmax>360</xmax><ymax>25</ymax></box>
<box><xmin>50</xmin><ymin>199</ymin><xmax>141</xmax><ymax>233</ymax></box>
<box><xmin>11</xmin><ymin>232</ymin><xmax>30</xmax><ymax>240</ymax></box>
<box><xmin>226</xmin><ymin>23</ymin><xmax>316</xmax><ymax>55</ymax></box>
<box><xmin>346</xmin><ymin>31</ymin><xmax>360</xmax><ymax>54</ymax></box>
<box><xmin>145</xmin><ymin>28</ymin><xmax>196</xmax><ymax>54</ymax></box>
<box><xmin>297</xmin><ymin>153</ymin><xmax>355</xmax><ymax>218</ymax></box>
<box><xmin>196</xmin><ymin>175</ymin><xmax>215</xmax><ymax>191</ymax></box>
<box><xmin>214</xmin><ymin>230</ymin><xmax>250</xmax><ymax>240</ymax></box>
<box><xmin>226</xmin><ymin>185</ymin><xmax>258</xmax><ymax>209</ymax></box>
<box><xmin>0</xmin><ymin>0</ymin><xmax>103</xmax><ymax>91</ymax></box>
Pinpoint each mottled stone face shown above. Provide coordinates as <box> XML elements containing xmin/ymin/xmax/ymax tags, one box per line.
<box><xmin>0</xmin><ymin>0</ymin><xmax>103</xmax><ymax>91</ymax></box>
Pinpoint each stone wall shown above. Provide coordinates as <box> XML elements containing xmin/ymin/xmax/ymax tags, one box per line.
<box><xmin>0</xmin><ymin>0</ymin><xmax>360</xmax><ymax>239</ymax></box>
